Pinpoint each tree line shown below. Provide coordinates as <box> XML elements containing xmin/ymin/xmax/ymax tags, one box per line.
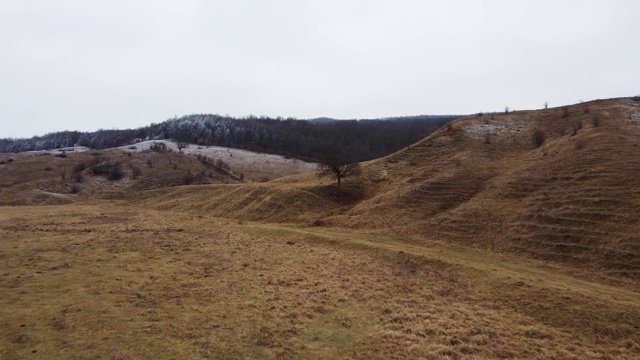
<box><xmin>0</xmin><ymin>114</ymin><xmax>460</xmax><ymax>163</ymax></box>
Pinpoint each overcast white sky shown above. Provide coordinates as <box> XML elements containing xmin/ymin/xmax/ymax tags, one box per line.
<box><xmin>1</xmin><ymin>0</ymin><xmax>639</xmax><ymax>138</ymax></box>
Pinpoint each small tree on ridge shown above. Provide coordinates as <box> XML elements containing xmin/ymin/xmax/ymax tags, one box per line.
<box><xmin>317</xmin><ymin>151</ymin><xmax>361</xmax><ymax>191</ymax></box>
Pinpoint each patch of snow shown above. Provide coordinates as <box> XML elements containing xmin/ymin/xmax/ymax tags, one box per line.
<box><xmin>24</xmin><ymin>146</ymin><xmax>93</xmax><ymax>155</ymax></box>
<box><xmin>118</xmin><ymin>140</ymin><xmax>318</xmax><ymax>181</ymax></box>
<box><xmin>463</xmin><ymin>117</ymin><xmax>533</xmax><ymax>141</ymax></box>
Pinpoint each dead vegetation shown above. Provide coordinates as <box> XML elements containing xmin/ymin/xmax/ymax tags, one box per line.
<box><xmin>1</xmin><ymin>205</ymin><xmax>639</xmax><ymax>359</ymax></box>
<box><xmin>1</xmin><ymin>97</ymin><xmax>640</xmax><ymax>359</ymax></box>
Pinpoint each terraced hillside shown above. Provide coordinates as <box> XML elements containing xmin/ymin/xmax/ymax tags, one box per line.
<box><xmin>134</xmin><ymin>97</ymin><xmax>640</xmax><ymax>281</ymax></box>
<box><xmin>344</xmin><ymin>97</ymin><xmax>640</xmax><ymax>280</ymax></box>
<box><xmin>2</xmin><ymin>97</ymin><xmax>640</xmax><ymax>359</ymax></box>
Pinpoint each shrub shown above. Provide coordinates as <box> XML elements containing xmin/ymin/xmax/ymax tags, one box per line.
<box><xmin>182</xmin><ymin>172</ymin><xmax>195</xmax><ymax>185</ymax></box>
<box><xmin>574</xmin><ymin>139</ymin><xmax>586</xmax><ymax>150</ymax></box>
<box><xmin>92</xmin><ymin>162</ymin><xmax>124</xmax><ymax>181</ymax></box>
<box><xmin>560</xmin><ymin>106</ymin><xmax>570</xmax><ymax>118</ymax></box>
<box><xmin>532</xmin><ymin>129</ymin><xmax>547</xmax><ymax>148</ymax></box>
<box><xmin>54</xmin><ymin>153</ymin><xmax>67</xmax><ymax>158</ymax></box>
<box><xmin>44</xmin><ymin>166</ymin><xmax>53</xmax><ymax>171</ymax></box>
<box><xmin>131</xmin><ymin>166</ymin><xmax>142</xmax><ymax>179</ymax></box>
<box><xmin>150</xmin><ymin>142</ymin><xmax>168</xmax><ymax>152</ymax></box>
<box><xmin>592</xmin><ymin>114</ymin><xmax>603</xmax><ymax>127</ymax></box>
<box><xmin>570</xmin><ymin>120</ymin><xmax>582</xmax><ymax>136</ymax></box>
<box><xmin>128</xmin><ymin>146</ymin><xmax>137</xmax><ymax>150</ymax></box>
<box><xmin>146</xmin><ymin>159</ymin><xmax>153</xmax><ymax>168</ymax></box>
<box><xmin>74</xmin><ymin>162</ymin><xmax>87</xmax><ymax>173</ymax></box>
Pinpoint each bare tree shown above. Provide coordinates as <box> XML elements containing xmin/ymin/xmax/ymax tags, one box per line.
<box><xmin>317</xmin><ymin>151</ymin><xmax>361</xmax><ymax>191</ymax></box>
<box><xmin>174</xmin><ymin>139</ymin><xmax>188</xmax><ymax>152</ymax></box>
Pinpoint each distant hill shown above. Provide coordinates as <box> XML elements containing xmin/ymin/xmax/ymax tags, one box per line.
<box><xmin>0</xmin><ymin>114</ymin><xmax>460</xmax><ymax>163</ymax></box>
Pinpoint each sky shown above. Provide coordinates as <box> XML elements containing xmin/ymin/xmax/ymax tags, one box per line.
<box><xmin>1</xmin><ymin>0</ymin><xmax>639</xmax><ymax>138</ymax></box>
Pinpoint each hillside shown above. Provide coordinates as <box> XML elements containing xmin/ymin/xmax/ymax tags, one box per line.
<box><xmin>2</xmin><ymin>97</ymin><xmax>640</xmax><ymax>359</ymax></box>
<box><xmin>344</xmin><ymin>97</ymin><xmax>640</xmax><ymax>280</ymax></box>
<box><xmin>119</xmin><ymin>140</ymin><xmax>317</xmax><ymax>182</ymax></box>
<box><xmin>136</xmin><ymin>97</ymin><xmax>640</xmax><ymax>281</ymax></box>
<box><xmin>0</xmin><ymin>146</ymin><xmax>243</xmax><ymax>206</ymax></box>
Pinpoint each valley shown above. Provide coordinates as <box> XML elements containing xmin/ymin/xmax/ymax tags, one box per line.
<box><xmin>1</xmin><ymin>97</ymin><xmax>640</xmax><ymax>359</ymax></box>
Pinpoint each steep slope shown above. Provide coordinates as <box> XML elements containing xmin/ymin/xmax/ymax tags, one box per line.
<box><xmin>339</xmin><ymin>97</ymin><xmax>640</xmax><ymax>280</ymax></box>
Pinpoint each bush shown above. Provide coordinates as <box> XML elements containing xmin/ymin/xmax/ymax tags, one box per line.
<box><xmin>92</xmin><ymin>162</ymin><xmax>124</xmax><ymax>181</ymax></box>
<box><xmin>532</xmin><ymin>129</ymin><xmax>547</xmax><ymax>148</ymax></box>
<box><xmin>574</xmin><ymin>139</ymin><xmax>586</xmax><ymax>150</ymax></box>
<box><xmin>570</xmin><ymin>120</ymin><xmax>582</xmax><ymax>136</ymax></box>
<box><xmin>131</xmin><ymin>166</ymin><xmax>142</xmax><ymax>179</ymax></box>
<box><xmin>150</xmin><ymin>142</ymin><xmax>168</xmax><ymax>152</ymax></box>
<box><xmin>592</xmin><ymin>114</ymin><xmax>603</xmax><ymax>127</ymax></box>
<box><xmin>74</xmin><ymin>162</ymin><xmax>87</xmax><ymax>173</ymax></box>
<box><xmin>560</xmin><ymin>106</ymin><xmax>570</xmax><ymax>118</ymax></box>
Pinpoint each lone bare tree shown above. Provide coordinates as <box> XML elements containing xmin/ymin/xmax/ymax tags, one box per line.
<box><xmin>174</xmin><ymin>139</ymin><xmax>188</xmax><ymax>152</ymax></box>
<box><xmin>317</xmin><ymin>151</ymin><xmax>361</xmax><ymax>191</ymax></box>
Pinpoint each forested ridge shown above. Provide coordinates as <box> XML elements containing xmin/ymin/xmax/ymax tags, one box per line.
<box><xmin>0</xmin><ymin>114</ymin><xmax>460</xmax><ymax>163</ymax></box>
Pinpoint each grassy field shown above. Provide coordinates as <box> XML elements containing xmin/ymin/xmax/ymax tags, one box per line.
<box><xmin>2</xmin><ymin>203</ymin><xmax>639</xmax><ymax>359</ymax></box>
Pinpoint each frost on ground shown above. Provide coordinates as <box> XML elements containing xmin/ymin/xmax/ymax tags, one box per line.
<box><xmin>119</xmin><ymin>140</ymin><xmax>318</xmax><ymax>181</ymax></box>
<box><xmin>24</xmin><ymin>146</ymin><xmax>93</xmax><ymax>155</ymax></box>
<box><xmin>463</xmin><ymin>117</ymin><xmax>533</xmax><ymax>142</ymax></box>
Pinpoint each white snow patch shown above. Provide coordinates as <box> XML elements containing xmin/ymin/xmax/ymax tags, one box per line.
<box><xmin>24</xmin><ymin>146</ymin><xmax>93</xmax><ymax>155</ymax></box>
<box><xmin>463</xmin><ymin>117</ymin><xmax>533</xmax><ymax>141</ymax></box>
<box><xmin>119</xmin><ymin>140</ymin><xmax>318</xmax><ymax>181</ymax></box>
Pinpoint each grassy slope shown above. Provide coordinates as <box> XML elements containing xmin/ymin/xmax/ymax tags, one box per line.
<box><xmin>2</xmin><ymin>97</ymin><xmax>640</xmax><ymax>359</ymax></box>
<box><xmin>0</xmin><ymin>148</ymin><xmax>240</xmax><ymax>206</ymax></box>
<box><xmin>133</xmin><ymin>98</ymin><xmax>640</xmax><ymax>281</ymax></box>
<box><xmin>346</xmin><ymin>98</ymin><xmax>640</xmax><ymax>281</ymax></box>
<box><xmin>1</xmin><ymin>204</ymin><xmax>639</xmax><ymax>359</ymax></box>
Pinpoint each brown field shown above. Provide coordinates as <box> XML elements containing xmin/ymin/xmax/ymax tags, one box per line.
<box><xmin>1</xmin><ymin>204</ymin><xmax>639</xmax><ymax>359</ymax></box>
<box><xmin>2</xmin><ymin>97</ymin><xmax>640</xmax><ymax>359</ymax></box>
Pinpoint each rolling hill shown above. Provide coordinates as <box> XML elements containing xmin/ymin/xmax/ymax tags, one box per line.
<box><xmin>135</xmin><ymin>97</ymin><xmax>640</xmax><ymax>281</ymax></box>
<box><xmin>2</xmin><ymin>97</ymin><xmax>640</xmax><ymax>359</ymax></box>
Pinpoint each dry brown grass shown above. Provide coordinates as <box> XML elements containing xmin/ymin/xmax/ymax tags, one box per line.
<box><xmin>2</xmin><ymin>97</ymin><xmax>640</xmax><ymax>359</ymax></box>
<box><xmin>1</xmin><ymin>204</ymin><xmax>640</xmax><ymax>359</ymax></box>
<box><xmin>0</xmin><ymin>149</ymin><xmax>240</xmax><ymax>206</ymax></box>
